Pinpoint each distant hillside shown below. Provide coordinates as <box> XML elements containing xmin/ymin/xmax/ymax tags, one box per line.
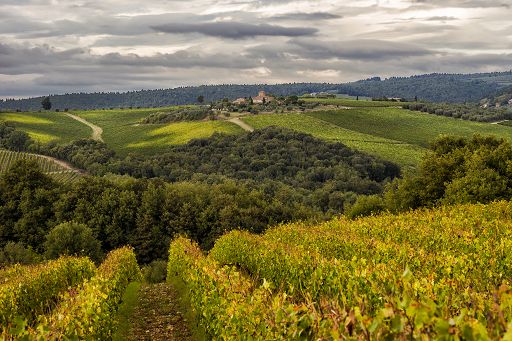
<box><xmin>480</xmin><ymin>85</ymin><xmax>512</xmax><ymax>108</ymax></box>
<box><xmin>346</xmin><ymin>72</ymin><xmax>512</xmax><ymax>103</ymax></box>
<box><xmin>2</xmin><ymin>71</ymin><xmax>512</xmax><ymax>110</ymax></box>
<box><xmin>0</xmin><ymin>84</ymin><xmax>350</xmax><ymax>112</ymax></box>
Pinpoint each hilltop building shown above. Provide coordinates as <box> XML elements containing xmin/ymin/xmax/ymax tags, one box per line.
<box><xmin>233</xmin><ymin>97</ymin><xmax>247</xmax><ymax>105</ymax></box>
<box><xmin>252</xmin><ymin>91</ymin><xmax>274</xmax><ymax>104</ymax></box>
<box><xmin>508</xmin><ymin>99</ymin><xmax>512</xmax><ymax>106</ymax></box>
<box><xmin>232</xmin><ymin>91</ymin><xmax>275</xmax><ymax>105</ymax></box>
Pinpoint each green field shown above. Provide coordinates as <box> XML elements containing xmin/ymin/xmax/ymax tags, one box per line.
<box><xmin>4</xmin><ymin>103</ymin><xmax>512</xmax><ymax>168</ymax></box>
<box><xmin>74</xmin><ymin>107</ymin><xmax>243</xmax><ymax>156</ymax></box>
<box><xmin>307</xmin><ymin>108</ymin><xmax>512</xmax><ymax>148</ymax></box>
<box><xmin>0</xmin><ymin>149</ymin><xmax>81</xmax><ymax>183</ymax></box>
<box><xmin>302</xmin><ymin>97</ymin><xmax>408</xmax><ymax>107</ymax></box>
<box><xmin>242</xmin><ymin>113</ymin><xmax>425</xmax><ymax>168</ymax></box>
<box><xmin>243</xmin><ymin>107</ymin><xmax>512</xmax><ymax>168</ymax></box>
<box><xmin>0</xmin><ymin>112</ymin><xmax>90</xmax><ymax>143</ymax></box>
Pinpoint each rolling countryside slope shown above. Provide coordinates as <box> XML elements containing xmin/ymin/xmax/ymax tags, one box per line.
<box><xmin>2</xmin><ymin>99</ymin><xmax>511</xmax><ymax>168</ymax></box>
<box><xmin>0</xmin><ymin>111</ymin><xmax>90</xmax><ymax>144</ymax></box>
<box><xmin>242</xmin><ymin>113</ymin><xmax>424</xmax><ymax>168</ymax></box>
<box><xmin>243</xmin><ymin>106</ymin><xmax>512</xmax><ymax>168</ymax></box>
<box><xmin>73</xmin><ymin>107</ymin><xmax>243</xmax><ymax>156</ymax></box>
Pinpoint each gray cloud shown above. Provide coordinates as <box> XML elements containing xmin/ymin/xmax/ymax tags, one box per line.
<box><xmin>270</xmin><ymin>12</ymin><xmax>342</xmax><ymax>20</ymax></box>
<box><xmin>0</xmin><ymin>0</ymin><xmax>511</xmax><ymax>98</ymax></box>
<box><xmin>289</xmin><ymin>38</ymin><xmax>433</xmax><ymax>60</ymax></box>
<box><xmin>151</xmin><ymin>22</ymin><xmax>318</xmax><ymax>39</ymax></box>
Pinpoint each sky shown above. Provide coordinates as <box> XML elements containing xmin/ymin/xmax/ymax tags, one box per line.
<box><xmin>0</xmin><ymin>0</ymin><xmax>511</xmax><ymax>98</ymax></box>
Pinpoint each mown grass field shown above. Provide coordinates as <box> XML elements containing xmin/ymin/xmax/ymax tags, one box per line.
<box><xmin>242</xmin><ymin>113</ymin><xmax>425</xmax><ymax>168</ymax></box>
<box><xmin>74</xmin><ymin>107</ymin><xmax>243</xmax><ymax>156</ymax></box>
<box><xmin>0</xmin><ymin>111</ymin><xmax>90</xmax><ymax>143</ymax></box>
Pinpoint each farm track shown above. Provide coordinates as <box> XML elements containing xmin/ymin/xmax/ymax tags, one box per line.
<box><xmin>125</xmin><ymin>283</ymin><xmax>193</xmax><ymax>341</ymax></box>
<box><xmin>33</xmin><ymin>153</ymin><xmax>84</xmax><ymax>174</ymax></box>
<box><xmin>228</xmin><ymin>117</ymin><xmax>254</xmax><ymax>132</ymax></box>
<box><xmin>492</xmin><ymin>120</ymin><xmax>510</xmax><ymax>125</ymax></box>
<box><xmin>66</xmin><ymin>113</ymin><xmax>104</xmax><ymax>142</ymax></box>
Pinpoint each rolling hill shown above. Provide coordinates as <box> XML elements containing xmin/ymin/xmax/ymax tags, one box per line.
<box><xmin>2</xmin><ymin>99</ymin><xmax>512</xmax><ymax>169</ymax></box>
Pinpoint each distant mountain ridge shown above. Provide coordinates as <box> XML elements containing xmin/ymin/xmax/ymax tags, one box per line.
<box><xmin>2</xmin><ymin>71</ymin><xmax>512</xmax><ymax>111</ymax></box>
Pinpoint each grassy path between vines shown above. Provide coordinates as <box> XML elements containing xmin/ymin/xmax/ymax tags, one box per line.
<box><xmin>115</xmin><ymin>282</ymin><xmax>193</xmax><ymax>341</ymax></box>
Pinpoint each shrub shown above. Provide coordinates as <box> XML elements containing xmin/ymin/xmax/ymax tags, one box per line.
<box><xmin>44</xmin><ymin>222</ymin><xmax>103</xmax><ymax>263</ymax></box>
<box><xmin>0</xmin><ymin>242</ymin><xmax>40</xmax><ymax>267</ymax></box>
<box><xmin>142</xmin><ymin>260</ymin><xmax>167</xmax><ymax>283</ymax></box>
<box><xmin>345</xmin><ymin>194</ymin><xmax>385</xmax><ymax>218</ymax></box>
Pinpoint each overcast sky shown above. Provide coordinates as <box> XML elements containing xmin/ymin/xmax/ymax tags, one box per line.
<box><xmin>1</xmin><ymin>0</ymin><xmax>511</xmax><ymax>98</ymax></box>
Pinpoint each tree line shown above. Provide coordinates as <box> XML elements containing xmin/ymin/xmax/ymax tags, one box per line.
<box><xmin>402</xmin><ymin>102</ymin><xmax>512</xmax><ymax>122</ymax></box>
<box><xmin>2</xmin><ymin>71</ymin><xmax>512</xmax><ymax>111</ymax></box>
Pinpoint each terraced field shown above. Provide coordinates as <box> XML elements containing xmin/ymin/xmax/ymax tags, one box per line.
<box><xmin>0</xmin><ymin>111</ymin><xmax>90</xmax><ymax>143</ymax></box>
<box><xmin>0</xmin><ymin>149</ymin><xmax>82</xmax><ymax>183</ymax></box>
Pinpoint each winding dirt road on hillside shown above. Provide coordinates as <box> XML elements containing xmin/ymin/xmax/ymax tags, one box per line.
<box><xmin>66</xmin><ymin>113</ymin><xmax>104</xmax><ymax>142</ymax></box>
<box><xmin>228</xmin><ymin>117</ymin><xmax>254</xmax><ymax>132</ymax></box>
<box><xmin>30</xmin><ymin>153</ymin><xmax>84</xmax><ymax>174</ymax></box>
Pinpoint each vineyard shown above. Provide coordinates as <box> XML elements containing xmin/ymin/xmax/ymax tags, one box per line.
<box><xmin>169</xmin><ymin>201</ymin><xmax>512</xmax><ymax>339</ymax></box>
<box><xmin>0</xmin><ymin>149</ymin><xmax>81</xmax><ymax>183</ymax></box>
<box><xmin>1</xmin><ymin>247</ymin><xmax>141</xmax><ymax>339</ymax></box>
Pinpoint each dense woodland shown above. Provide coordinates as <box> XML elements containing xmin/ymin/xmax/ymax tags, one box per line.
<box><xmin>402</xmin><ymin>102</ymin><xmax>512</xmax><ymax>122</ymax></box>
<box><xmin>0</xmin><ymin>124</ymin><xmax>399</xmax><ymax>265</ymax></box>
<box><xmin>2</xmin><ymin>71</ymin><xmax>512</xmax><ymax>111</ymax></box>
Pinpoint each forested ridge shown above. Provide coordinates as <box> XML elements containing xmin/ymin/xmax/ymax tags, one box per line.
<box><xmin>2</xmin><ymin>71</ymin><xmax>512</xmax><ymax>111</ymax></box>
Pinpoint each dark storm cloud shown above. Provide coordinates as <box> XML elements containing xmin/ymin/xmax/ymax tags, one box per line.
<box><xmin>151</xmin><ymin>22</ymin><xmax>317</xmax><ymax>39</ymax></box>
<box><xmin>0</xmin><ymin>43</ymin><xmax>257</xmax><ymax>74</ymax></box>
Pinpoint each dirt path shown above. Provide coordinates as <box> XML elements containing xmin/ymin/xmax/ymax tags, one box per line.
<box><xmin>492</xmin><ymin>120</ymin><xmax>509</xmax><ymax>125</ymax></box>
<box><xmin>229</xmin><ymin>117</ymin><xmax>254</xmax><ymax>132</ymax></box>
<box><xmin>66</xmin><ymin>113</ymin><xmax>104</xmax><ymax>142</ymax></box>
<box><xmin>29</xmin><ymin>153</ymin><xmax>85</xmax><ymax>174</ymax></box>
<box><xmin>126</xmin><ymin>283</ymin><xmax>193</xmax><ymax>341</ymax></box>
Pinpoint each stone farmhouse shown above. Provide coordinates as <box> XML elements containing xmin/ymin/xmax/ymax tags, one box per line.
<box><xmin>233</xmin><ymin>91</ymin><xmax>275</xmax><ymax>105</ymax></box>
<box><xmin>252</xmin><ymin>91</ymin><xmax>274</xmax><ymax>104</ymax></box>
